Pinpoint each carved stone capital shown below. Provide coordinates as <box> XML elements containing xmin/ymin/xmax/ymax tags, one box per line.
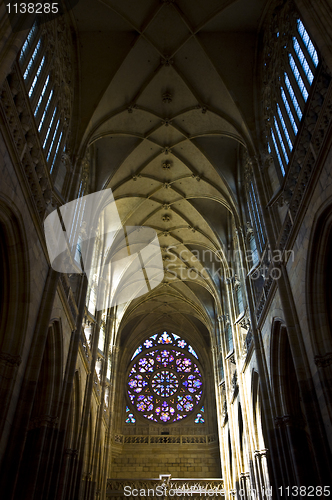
<box><xmin>29</xmin><ymin>414</ymin><xmax>59</xmax><ymax>430</ymax></box>
<box><xmin>0</xmin><ymin>351</ymin><xmax>22</xmax><ymax>367</ymax></box>
<box><xmin>274</xmin><ymin>414</ymin><xmax>305</xmax><ymax>429</ymax></box>
<box><xmin>64</xmin><ymin>448</ymin><xmax>78</xmax><ymax>458</ymax></box>
<box><xmin>314</xmin><ymin>352</ymin><xmax>332</xmax><ymax>368</ymax></box>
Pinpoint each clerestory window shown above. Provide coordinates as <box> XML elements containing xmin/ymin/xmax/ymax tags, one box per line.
<box><xmin>265</xmin><ymin>16</ymin><xmax>319</xmax><ymax>177</ymax></box>
<box><xmin>19</xmin><ymin>22</ymin><xmax>70</xmax><ymax>175</ymax></box>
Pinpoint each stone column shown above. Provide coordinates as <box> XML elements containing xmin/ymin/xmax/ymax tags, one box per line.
<box><xmin>0</xmin><ymin>267</ymin><xmax>60</xmax><ymax>499</ymax></box>
<box><xmin>72</xmin><ymin>310</ymin><xmax>102</xmax><ymax>500</ymax></box>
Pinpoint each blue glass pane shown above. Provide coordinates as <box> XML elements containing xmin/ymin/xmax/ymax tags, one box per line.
<box><xmin>28</xmin><ymin>55</ymin><xmax>45</xmax><ymax>97</ymax></box>
<box><xmin>43</xmin><ymin>106</ymin><xmax>57</xmax><ymax>147</ymax></box>
<box><xmin>20</xmin><ymin>24</ymin><xmax>37</xmax><ymax>63</ymax></box>
<box><xmin>195</xmin><ymin>413</ymin><xmax>204</xmax><ymax>424</ymax></box>
<box><xmin>281</xmin><ymin>88</ymin><xmax>298</xmax><ymax>134</ymax></box>
<box><xmin>274</xmin><ymin>116</ymin><xmax>289</xmax><ymax>164</ymax></box>
<box><xmin>38</xmin><ymin>89</ymin><xmax>53</xmax><ymax>132</ymax></box>
<box><xmin>50</xmin><ymin>131</ymin><xmax>63</xmax><ymax>173</ymax></box>
<box><xmin>252</xmin><ymin>185</ymin><xmax>265</xmax><ymax>247</ymax></box>
<box><xmin>23</xmin><ymin>39</ymin><xmax>41</xmax><ymax>80</ymax></box>
<box><xmin>277</xmin><ymin>104</ymin><xmax>293</xmax><ymax>151</ymax></box>
<box><xmin>47</xmin><ymin>119</ymin><xmax>60</xmax><ymax>161</ymax></box>
<box><xmin>125</xmin><ymin>413</ymin><xmax>136</xmax><ymax>424</ymax></box>
<box><xmin>284</xmin><ymin>73</ymin><xmax>303</xmax><ymax>121</ymax></box>
<box><xmin>297</xmin><ymin>19</ymin><xmax>319</xmax><ymax>67</ymax></box>
<box><xmin>188</xmin><ymin>345</ymin><xmax>198</xmax><ymax>359</ymax></box>
<box><xmin>34</xmin><ymin>75</ymin><xmax>49</xmax><ymax>116</ymax></box>
<box><xmin>293</xmin><ymin>37</ymin><xmax>314</xmax><ymax>85</ymax></box>
<box><xmin>289</xmin><ymin>53</ymin><xmax>309</xmax><ymax>101</ymax></box>
<box><xmin>271</xmin><ymin>129</ymin><xmax>285</xmax><ymax>176</ymax></box>
<box><xmin>131</xmin><ymin>344</ymin><xmax>143</xmax><ymax>360</ymax></box>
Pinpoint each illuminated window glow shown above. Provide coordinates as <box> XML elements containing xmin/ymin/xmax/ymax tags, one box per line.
<box><xmin>281</xmin><ymin>88</ymin><xmax>298</xmax><ymax>134</ymax></box>
<box><xmin>289</xmin><ymin>53</ymin><xmax>309</xmax><ymax>102</ymax></box>
<box><xmin>38</xmin><ymin>89</ymin><xmax>53</xmax><ymax>131</ymax></box>
<box><xmin>266</xmin><ymin>17</ymin><xmax>318</xmax><ymax>177</ymax></box>
<box><xmin>127</xmin><ymin>332</ymin><xmax>203</xmax><ymax>424</ymax></box>
<box><xmin>43</xmin><ymin>106</ymin><xmax>56</xmax><ymax>147</ymax></box>
<box><xmin>34</xmin><ymin>75</ymin><xmax>50</xmax><ymax>116</ymax></box>
<box><xmin>23</xmin><ymin>39</ymin><xmax>41</xmax><ymax>80</ymax></box>
<box><xmin>125</xmin><ymin>406</ymin><xmax>136</xmax><ymax>424</ymax></box>
<box><xmin>277</xmin><ymin>104</ymin><xmax>293</xmax><ymax>151</ymax></box>
<box><xmin>293</xmin><ymin>37</ymin><xmax>314</xmax><ymax>84</ymax></box>
<box><xmin>28</xmin><ymin>55</ymin><xmax>45</xmax><ymax>97</ymax></box>
<box><xmin>297</xmin><ymin>19</ymin><xmax>319</xmax><ymax>67</ymax></box>
<box><xmin>195</xmin><ymin>406</ymin><xmax>205</xmax><ymax>424</ymax></box>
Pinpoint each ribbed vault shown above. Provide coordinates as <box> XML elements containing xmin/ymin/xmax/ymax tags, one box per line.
<box><xmin>70</xmin><ymin>0</ymin><xmax>267</xmax><ymax>344</ymax></box>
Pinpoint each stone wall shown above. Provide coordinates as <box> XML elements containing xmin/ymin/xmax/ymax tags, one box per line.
<box><xmin>111</xmin><ymin>444</ymin><xmax>221</xmax><ymax>479</ymax></box>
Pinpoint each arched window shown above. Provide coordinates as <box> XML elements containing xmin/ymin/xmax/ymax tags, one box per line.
<box><xmin>263</xmin><ymin>6</ymin><xmax>319</xmax><ymax>177</ymax></box>
<box><xmin>247</xmin><ymin>182</ymin><xmax>265</xmax><ymax>256</ymax></box>
<box><xmin>18</xmin><ymin>20</ymin><xmax>72</xmax><ymax>175</ymax></box>
<box><xmin>126</xmin><ymin>331</ymin><xmax>203</xmax><ymax>424</ymax></box>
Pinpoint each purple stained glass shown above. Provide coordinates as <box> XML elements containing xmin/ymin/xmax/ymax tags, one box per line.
<box><xmin>126</xmin><ymin>413</ymin><xmax>136</xmax><ymax>423</ymax></box>
<box><xmin>138</xmin><ymin>356</ymin><xmax>154</xmax><ymax>372</ymax></box>
<box><xmin>176</xmin><ymin>357</ymin><xmax>191</xmax><ymax>372</ymax></box>
<box><xmin>128</xmin><ymin>374</ymin><xmax>148</xmax><ymax>393</ymax></box>
<box><xmin>151</xmin><ymin>370</ymin><xmax>179</xmax><ymax>397</ymax></box>
<box><xmin>183</xmin><ymin>374</ymin><xmax>202</xmax><ymax>393</ymax></box>
<box><xmin>156</xmin><ymin>350</ymin><xmax>174</xmax><ymax>367</ymax></box>
<box><xmin>127</xmin><ymin>335</ymin><xmax>203</xmax><ymax>423</ymax></box>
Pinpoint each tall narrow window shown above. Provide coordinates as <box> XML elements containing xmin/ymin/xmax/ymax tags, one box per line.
<box><xmin>247</xmin><ymin>182</ymin><xmax>265</xmax><ymax>255</ymax></box>
<box><xmin>28</xmin><ymin>55</ymin><xmax>45</xmax><ymax>97</ymax></box>
<box><xmin>226</xmin><ymin>324</ymin><xmax>233</xmax><ymax>353</ymax></box>
<box><xmin>23</xmin><ymin>39</ymin><xmax>41</xmax><ymax>80</ymax></box>
<box><xmin>19</xmin><ymin>22</ymin><xmax>72</xmax><ymax>175</ymax></box>
<box><xmin>34</xmin><ymin>75</ymin><xmax>50</xmax><ymax>116</ymax></box>
<box><xmin>19</xmin><ymin>23</ymin><xmax>37</xmax><ymax>64</ymax></box>
<box><xmin>265</xmin><ymin>14</ymin><xmax>319</xmax><ymax>177</ymax></box>
<box><xmin>236</xmin><ymin>286</ymin><xmax>244</xmax><ymax>315</ymax></box>
<box><xmin>38</xmin><ymin>89</ymin><xmax>53</xmax><ymax>131</ymax></box>
<box><xmin>220</xmin><ymin>357</ymin><xmax>224</xmax><ymax>381</ymax></box>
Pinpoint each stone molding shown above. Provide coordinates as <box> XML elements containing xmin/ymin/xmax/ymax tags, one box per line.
<box><xmin>64</xmin><ymin>448</ymin><xmax>78</xmax><ymax>458</ymax></box>
<box><xmin>274</xmin><ymin>414</ymin><xmax>305</xmax><ymax>429</ymax></box>
<box><xmin>29</xmin><ymin>414</ymin><xmax>59</xmax><ymax>430</ymax></box>
<box><xmin>113</xmin><ymin>434</ymin><xmax>218</xmax><ymax>445</ymax></box>
<box><xmin>0</xmin><ymin>351</ymin><xmax>22</xmax><ymax>367</ymax></box>
<box><xmin>314</xmin><ymin>352</ymin><xmax>332</xmax><ymax>367</ymax></box>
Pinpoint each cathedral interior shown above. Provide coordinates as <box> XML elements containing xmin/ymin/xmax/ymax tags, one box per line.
<box><xmin>1</xmin><ymin>0</ymin><xmax>332</xmax><ymax>498</ymax></box>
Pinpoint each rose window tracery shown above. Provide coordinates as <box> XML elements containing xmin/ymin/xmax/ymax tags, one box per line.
<box><xmin>127</xmin><ymin>331</ymin><xmax>203</xmax><ymax>423</ymax></box>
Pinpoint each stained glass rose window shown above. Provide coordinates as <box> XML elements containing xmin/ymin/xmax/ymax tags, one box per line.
<box><xmin>127</xmin><ymin>331</ymin><xmax>203</xmax><ymax>423</ymax></box>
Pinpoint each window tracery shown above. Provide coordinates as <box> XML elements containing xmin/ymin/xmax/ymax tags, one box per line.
<box><xmin>18</xmin><ymin>19</ymin><xmax>73</xmax><ymax>176</ymax></box>
<box><xmin>263</xmin><ymin>3</ymin><xmax>319</xmax><ymax>177</ymax></box>
<box><xmin>126</xmin><ymin>332</ymin><xmax>203</xmax><ymax>424</ymax></box>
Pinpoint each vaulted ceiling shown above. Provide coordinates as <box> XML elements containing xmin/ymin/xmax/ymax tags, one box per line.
<box><xmin>70</xmin><ymin>0</ymin><xmax>268</xmax><ymax>348</ymax></box>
